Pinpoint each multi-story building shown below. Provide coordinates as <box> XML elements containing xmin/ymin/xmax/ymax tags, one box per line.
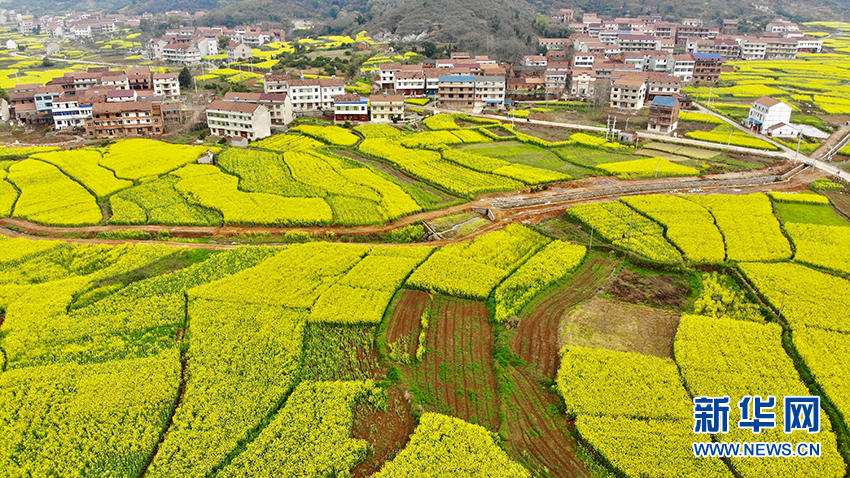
<box><xmin>264</xmin><ymin>74</ymin><xmax>290</xmax><ymax>93</ymax></box>
<box><xmin>369</xmin><ymin>94</ymin><xmax>405</xmax><ymax>123</ymax></box>
<box><xmin>538</xmin><ymin>38</ymin><xmax>571</xmax><ymax>51</ymax></box>
<box><xmin>765</xmin><ymin>39</ymin><xmax>798</xmax><ymax>60</ymax></box>
<box><xmin>438</xmin><ymin>75</ymin><xmax>476</xmax><ymax>108</ymax></box>
<box><xmin>85</xmin><ymin>101</ymin><xmax>164</xmax><ymax>138</ymax></box>
<box><xmin>45</xmin><ymin>23</ymin><xmax>63</xmax><ymax>40</ymax></box>
<box><xmin>571</xmin><ymin>70</ymin><xmax>597</xmax><ymax>98</ymax></box>
<box><xmin>147</xmin><ymin>39</ymin><xmax>169</xmax><ymax>60</ymax></box>
<box><xmin>333</xmin><ymin>94</ymin><xmax>369</xmax><ymax>123</ymax></box>
<box><xmin>647</xmin><ymin>95</ymin><xmax>679</xmax><ymax>133</ymax></box>
<box><xmin>744</xmin><ymin>96</ymin><xmax>793</xmax><ymax>135</ymax></box>
<box><xmin>127</xmin><ymin>67</ymin><xmax>152</xmax><ymax>90</ymax></box>
<box><xmin>33</xmin><ymin>85</ymin><xmax>63</xmax><ymax>114</ymax></box>
<box><xmin>424</xmin><ymin>68</ymin><xmax>448</xmax><ymax>96</ymax></box>
<box><xmin>474</xmin><ymin>76</ymin><xmax>506</xmax><ymax>107</ymax></box>
<box><xmin>52</xmin><ymin>93</ymin><xmax>93</xmax><ymax>130</ymax></box>
<box><xmin>394</xmin><ymin>70</ymin><xmax>425</xmax><ymax>96</ymax></box>
<box><xmin>610</xmin><ymin>77</ymin><xmax>646</xmax><ymax>109</ymax></box>
<box><xmin>378</xmin><ymin>63</ymin><xmax>402</xmax><ymax>90</ymax></box>
<box><xmin>644</xmin><ymin>51</ymin><xmax>671</xmax><ymax>72</ymax></box>
<box><xmin>162</xmin><ymin>42</ymin><xmax>201</xmax><ymax>65</ymax></box>
<box><xmin>739</xmin><ymin>37</ymin><xmax>767</xmax><ymax>60</ymax></box>
<box><xmin>692</xmin><ymin>52</ymin><xmax>722</xmax><ymax>82</ymax></box>
<box><xmin>205</xmin><ymin>100</ymin><xmax>271</xmax><ymax>140</ymax></box>
<box><xmin>545</xmin><ymin>70</ymin><xmax>568</xmax><ymax>94</ymax></box>
<box><xmin>551</xmin><ymin>8</ymin><xmax>574</xmax><ymax>23</ymax></box>
<box><xmin>226</xmin><ymin>41</ymin><xmax>252</xmax><ymax>63</ymax></box>
<box><xmin>646</xmin><ymin>72</ymin><xmax>681</xmax><ymax>99</ymax></box>
<box><xmin>573</xmin><ymin>54</ymin><xmax>597</xmax><ymax>69</ymax></box>
<box><xmin>523</xmin><ymin>55</ymin><xmax>548</xmax><ymax>67</ymax></box>
<box><xmin>18</xmin><ymin>19</ymin><xmax>36</xmax><ymax>35</ymax></box>
<box><xmin>153</xmin><ymin>73</ymin><xmax>180</xmax><ymax>100</ymax></box>
<box><xmin>722</xmin><ymin>19</ymin><xmax>739</xmax><ymax>34</ymax></box>
<box><xmin>287</xmin><ymin>78</ymin><xmax>345</xmax><ymax>111</ymax></box>
<box><xmin>618</xmin><ymin>33</ymin><xmax>660</xmax><ymax>52</ymax></box>
<box><xmin>797</xmin><ymin>37</ymin><xmax>823</xmax><ymax>54</ymax></box>
<box><xmin>73</xmin><ymin>24</ymin><xmax>92</xmax><ymax>38</ymax></box>
<box><xmin>194</xmin><ymin>36</ymin><xmax>218</xmax><ymax>57</ymax></box>
<box><xmin>670</xmin><ymin>54</ymin><xmax>695</xmax><ymax>82</ymax></box>
<box><xmin>222</xmin><ymin>92</ymin><xmax>293</xmax><ymax>126</ymax></box>
<box><xmin>100</xmin><ymin>71</ymin><xmax>129</xmax><ymax>90</ymax></box>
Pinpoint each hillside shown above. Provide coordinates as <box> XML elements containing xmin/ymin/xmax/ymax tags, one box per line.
<box><xmin>14</xmin><ymin>0</ymin><xmax>850</xmax><ymax>28</ymax></box>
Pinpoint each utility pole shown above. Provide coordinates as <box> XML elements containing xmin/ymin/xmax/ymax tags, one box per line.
<box><xmin>655</xmin><ymin>158</ymin><xmax>660</xmax><ymax>178</ymax></box>
<box><xmin>626</xmin><ymin>209</ymin><xmax>634</xmax><ymax>257</ymax></box>
<box><xmin>707</xmin><ymin>86</ymin><xmax>713</xmax><ymax>108</ymax></box>
<box><xmin>589</xmin><ymin>228</ymin><xmax>594</xmax><ymax>249</ymax></box>
<box><xmin>625</xmin><ymin>117</ymin><xmax>630</xmax><ymax>131</ymax></box>
<box><xmin>795</xmin><ymin>132</ymin><xmax>802</xmax><ymax>163</ymax></box>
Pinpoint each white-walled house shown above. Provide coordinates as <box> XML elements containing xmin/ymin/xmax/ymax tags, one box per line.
<box><xmin>206</xmin><ymin>99</ymin><xmax>271</xmax><ymax>140</ymax></box>
<box><xmin>745</xmin><ymin>96</ymin><xmax>793</xmax><ymax>135</ymax></box>
<box><xmin>765</xmin><ymin>122</ymin><xmax>799</xmax><ymax>138</ymax></box>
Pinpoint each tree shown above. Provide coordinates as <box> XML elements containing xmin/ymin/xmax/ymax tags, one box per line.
<box><xmin>178</xmin><ymin>67</ymin><xmax>192</xmax><ymax>90</ymax></box>
<box><xmin>217</xmin><ymin>35</ymin><xmax>229</xmax><ymax>51</ymax></box>
<box><xmin>533</xmin><ymin>14</ymin><xmax>549</xmax><ymax>34</ymax></box>
<box><xmin>422</xmin><ymin>41</ymin><xmax>437</xmax><ymax>58</ymax></box>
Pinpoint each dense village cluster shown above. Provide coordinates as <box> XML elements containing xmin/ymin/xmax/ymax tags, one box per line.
<box><xmin>0</xmin><ymin>6</ymin><xmax>841</xmax><ymax>146</ymax></box>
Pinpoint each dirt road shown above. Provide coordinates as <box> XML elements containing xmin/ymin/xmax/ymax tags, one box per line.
<box><xmin>0</xmin><ymin>159</ymin><xmax>820</xmax><ymax>249</ymax></box>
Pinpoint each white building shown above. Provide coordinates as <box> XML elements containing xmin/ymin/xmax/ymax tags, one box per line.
<box><xmin>195</xmin><ymin>37</ymin><xmax>218</xmax><ymax>57</ymax></box>
<box><xmin>523</xmin><ymin>55</ymin><xmax>548</xmax><ymax>67</ymax></box>
<box><xmin>745</xmin><ymin>96</ymin><xmax>795</xmax><ymax>136</ymax></box>
<box><xmin>153</xmin><ymin>73</ymin><xmax>180</xmax><ymax>100</ymax></box>
<box><xmin>162</xmin><ymin>42</ymin><xmax>201</xmax><ymax>65</ymax></box>
<box><xmin>18</xmin><ymin>19</ymin><xmax>35</xmax><ymax>35</ymax></box>
<box><xmin>764</xmin><ymin>122</ymin><xmax>799</xmax><ymax>138</ymax></box>
<box><xmin>287</xmin><ymin>78</ymin><xmax>345</xmax><ymax>111</ymax></box>
<box><xmin>474</xmin><ymin>76</ymin><xmax>506</xmax><ymax>107</ymax></box>
<box><xmin>670</xmin><ymin>54</ymin><xmax>695</xmax><ymax>82</ymax></box>
<box><xmin>100</xmin><ymin>72</ymin><xmax>129</xmax><ymax>90</ymax></box>
<box><xmin>73</xmin><ymin>24</ymin><xmax>92</xmax><ymax>38</ymax></box>
<box><xmin>222</xmin><ymin>91</ymin><xmax>293</xmax><ymax>126</ymax></box>
<box><xmin>206</xmin><ymin>99</ymin><xmax>271</xmax><ymax>140</ymax></box>
<box><xmin>610</xmin><ymin>77</ymin><xmax>646</xmax><ymax>110</ymax></box>
<box><xmin>52</xmin><ymin>94</ymin><xmax>93</xmax><ymax>130</ymax></box>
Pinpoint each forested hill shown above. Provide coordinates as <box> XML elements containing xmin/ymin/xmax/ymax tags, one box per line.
<box><xmin>10</xmin><ymin>0</ymin><xmax>850</xmax><ymax>57</ymax></box>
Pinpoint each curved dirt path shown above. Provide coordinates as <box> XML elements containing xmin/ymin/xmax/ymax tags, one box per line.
<box><xmin>0</xmin><ymin>162</ymin><xmax>819</xmax><ymax>249</ymax></box>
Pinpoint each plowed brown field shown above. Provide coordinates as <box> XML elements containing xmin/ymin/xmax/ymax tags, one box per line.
<box><xmin>511</xmin><ymin>252</ymin><xmax>621</xmax><ymax>379</ymax></box>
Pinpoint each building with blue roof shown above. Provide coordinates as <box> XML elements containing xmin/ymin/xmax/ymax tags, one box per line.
<box><xmin>648</xmin><ymin>95</ymin><xmax>680</xmax><ymax>134</ymax></box>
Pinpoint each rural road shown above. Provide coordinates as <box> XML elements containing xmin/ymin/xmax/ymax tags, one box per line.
<box><xmin>0</xmin><ymin>161</ymin><xmax>817</xmax><ymax>248</ymax></box>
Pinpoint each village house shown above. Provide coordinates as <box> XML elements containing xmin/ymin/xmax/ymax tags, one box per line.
<box><xmin>333</xmin><ymin>94</ymin><xmax>369</xmax><ymax>123</ymax></box>
<box><xmin>369</xmin><ymin>94</ymin><xmax>405</xmax><ymax>123</ymax></box>
<box><xmin>222</xmin><ymin>91</ymin><xmax>293</xmax><ymax>126</ymax></box>
<box><xmin>610</xmin><ymin>77</ymin><xmax>647</xmax><ymax>110</ymax></box>
<box><xmin>647</xmin><ymin>96</ymin><xmax>680</xmax><ymax>133</ymax></box>
<box><xmin>85</xmin><ymin>101</ymin><xmax>164</xmax><ymax>138</ymax></box>
<box><xmin>152</xmin><ymin>73</ymin><xmax>180</xmax><ymax>100</ymax></box>
<box><xmin>206</xmin><ymin>99</ymin><xmax>271</xmax><ymax>140</ymax></box>
<box><xmin>744</xmin><ymin>96</ymin><xmax>796</xmax><ymax>137</ymax></box>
